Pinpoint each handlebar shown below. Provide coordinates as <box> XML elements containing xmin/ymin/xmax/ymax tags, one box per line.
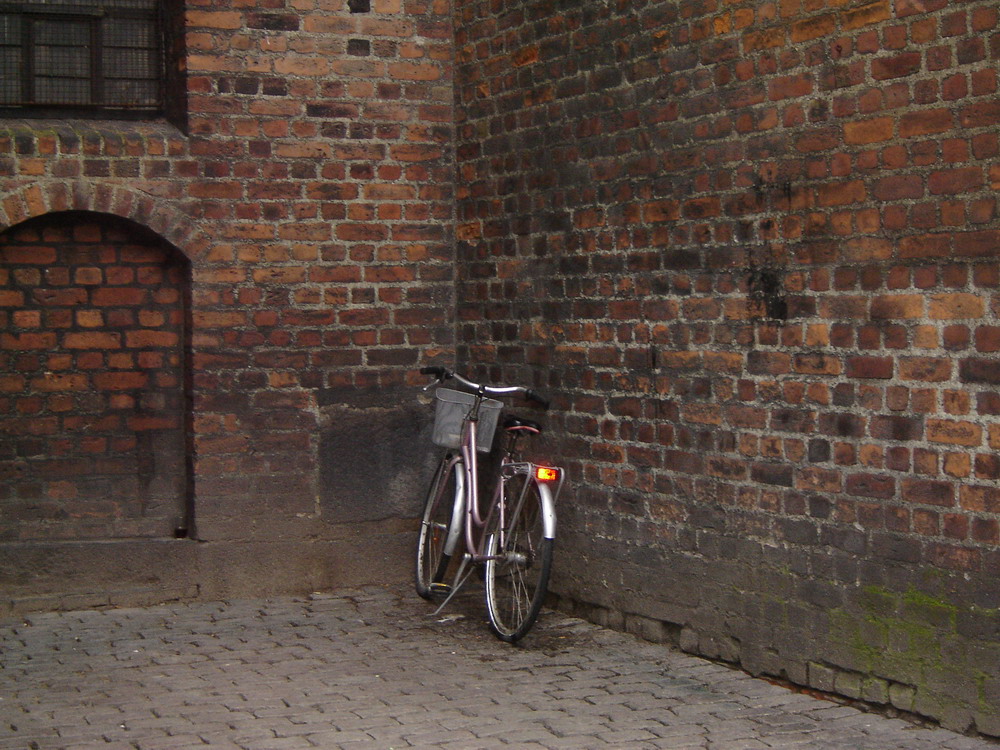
<box><xmin>420</xmin><ymin>366</ymin><xmax>550</xmax><ymax>409</ymax></box>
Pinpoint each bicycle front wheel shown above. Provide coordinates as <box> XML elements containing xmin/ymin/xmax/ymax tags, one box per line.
<box><xmin>415</xmin><ymin>456</ymin><xmax>463</xmax><ymax>600</ymax></box>
<box><xmin>484</xmin><ymin>475</ymin><xmax>553</xmax><ymax>642</ymax></box>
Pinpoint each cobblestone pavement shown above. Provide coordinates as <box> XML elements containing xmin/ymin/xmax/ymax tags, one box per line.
<box><xmin>1</xmin><ymin>585</ymin><xmax>996</xmax><ymax>750</ymax></box>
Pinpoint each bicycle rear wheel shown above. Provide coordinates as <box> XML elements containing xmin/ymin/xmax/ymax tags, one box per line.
<box><xmin>415</xmin><ymin>456</ymin><xmax>463</xmax><ymax>600</ymax></box>
<box><xmin>483</xmin><ymin>475</ymin><xmax>553</xmax><ymax>642</ymax></box>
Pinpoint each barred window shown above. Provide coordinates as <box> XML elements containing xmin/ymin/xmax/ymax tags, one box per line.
<box><xmin>0</xmin><ymin>0</ymin><xmax>185</xmax><ymax>125</ymax></box>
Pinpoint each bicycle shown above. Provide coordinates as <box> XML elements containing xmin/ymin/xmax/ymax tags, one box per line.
<box><xmin>414</xmin><ymin>366</ymin><xmax>565</xmax><ymax>642</ymax></box>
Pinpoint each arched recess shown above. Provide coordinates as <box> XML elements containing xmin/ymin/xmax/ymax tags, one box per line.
<box><xmin>0</xmin><ymin>181</ymin><xmax>209</xmax><ymax>263</ymax></box>
<box><xmin>0</xmin><ymin>209</ymin><xmax>194</xmax><ymax>541</ymax></box>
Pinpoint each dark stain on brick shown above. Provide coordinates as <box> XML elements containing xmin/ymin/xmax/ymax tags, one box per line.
<box><xmin>748</xmin><ymin>267</ymin><xmax>788</xmax><ymax>321</ymax></box>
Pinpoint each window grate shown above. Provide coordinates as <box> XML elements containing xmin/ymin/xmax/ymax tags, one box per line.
<box><xmin>0</xmin><ymin>0</ymin><xmax>164</xmax><ymax>114</ymax></box>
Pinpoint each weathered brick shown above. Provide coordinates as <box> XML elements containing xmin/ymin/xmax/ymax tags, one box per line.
<box><xmin>743</xmin><ymin>26</ymin><xmax>785</xmax><ymax>51</ymax></box>
<box><xmin>1</xmin><ymin>332</ymin><xmax>57</xmax><ymax>349</ymax></box>
<box><xmin>870</xmin><ymin>294</ymin><xmax>923</xmax><ymax>319</ymax></box>
<box><xmin>818</xmin><ymin>180</ymin><xmax>866</xmax><ymax>206</ymax></box>
<box><xmin>842</xmin><ymin>0</ymin><xmax>891</xmax><ymax>29</ymax></box>
<box><xmin>873</xmin><ymin>175</ymin><xmax>923</xmax><ymax>201</ymax></box>
<box><xmin>870</xmin><ymin>415</ymin><xmax>923</xmax><ymax>441</ymax></box>
<box><xmin>929</xmin><ymin>167</ymin><xmax>984</xmax><ymax>195</ymax></box>
<box><xmin>793</xmin><ymin>353</ymin><xmax>842</xmax><ymax>375</ymax></box>
<box><xmin>791</xmin><ymin>14</ymin><xmax>835</xmax><ymax>42</ymax></box>
<box><xmin>846</xmin><ymin>356</ymin><xmax>893</xmax><ymax>379</ymax></box>
<box><xmin>899</xmin><ymin>234</ymin><xmax>951</xmax><ymax>259</ymax></box>
<box><xmin>751</xmin><ymin>462</ymin><xmax>794</xmax><ymax>487</ymax></box>
<box><xmin>898</xmin><ymin>357</ymin><xmax>951</xmax><ymax>381</ymax></box>
<box><xmin>847</xmin><ymin>473</ymin><xmax>895</xmax><ymax>498</ymax></box>
<box><xmin>844</xmin><ymin>117</ymin><xmax>894</xmax><ymax>144</ymax></box>
<box><xmin>899</xmin><ymin>108</ymin><xmax>954</xmax><ymax>137</ymax></box>
<box><xmin>960</xmin><ymin>358</ymin><xmax>1000</xmax><ymax>384</ymax></box>
<box><xmin>928</xmin><ymin>293</ymin><xmax>984</xmax><ymax>319</ymax></box>
<box><xmin>747</xmin><ymin>351</ymin><xmax>792</xmax><ymax>375</ymax></box>
<box><xmin>927</xmin><ymin>419</ymin><xmax>983</xmax><ymax>446</ymax></box>
<box><xmin>872</xmin><ymin>52</ymin><xmax>922</xmax><ymax>80</ymax></box>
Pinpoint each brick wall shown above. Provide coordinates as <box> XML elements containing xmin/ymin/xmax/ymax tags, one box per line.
<box><xmin>3</xmin><ymin>0</ymin><xmax>1000</xmax><ymax>734</ymax></box>
<box><xmin>0</xmin><ymin>212</ymin><xmax>189</xmax><ymax>541</ymax></box>
<box><xmin>454</xmin><ymin>0</ymin><xmax>1000</xmax><ymax>735</ymax></box>
<box><xmin>0</xmin><ymin>0</ymin><xmax>455</xmax><ymax>608</ymax></box>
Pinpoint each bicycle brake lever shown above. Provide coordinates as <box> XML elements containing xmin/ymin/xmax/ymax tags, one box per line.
<box><xmin>419</xmin><ymin>365</ymin><xmax>451</xmax><ymax>391</ymax></box>
<box><xmin>525</xmin><ymin>389</ymin><xmax>550</xmax><ymax>409</ymax></box>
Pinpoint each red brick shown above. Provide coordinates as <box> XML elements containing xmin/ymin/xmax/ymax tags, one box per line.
<box><xmin>927</xmin><ymin>419</ymin><xmax>983</xmax><ymax>446</ymax></box>
<box><xmin>91</xmin><ymin>287</ymin><xmax>148</xmax><ymax>306</ymax></box>
<box><xmin>846</xmin><ymin>355</ymin><xmax>893</xmax><ymax>379</ymax></box>
<box><xmin>972</xmin><ymin>518</ymin><xmax>999</xmax><ymax>543</ymax></box>
<box><xmin>873</xmin><ymin>175</ymin><xmax>923</xmax><ymax>201</ymax></box>
<box><xmin>336</xmin><ymin>223</ymin><xmax>391</xmax><ymax>242</ymax></box>
<box><xmin>797</xmin><ymin>467</ymin><xmax>842</xmax><ymax>492</ymax></box>
<box><xmin>796</xmin><ymin>128</ymin><xmax>839</xmax><ymax>152</ymax></box>
<box><xmin>872</xmin><ymin>52</ymin><xmax>922</xmax><ymax>80</ymax></box>
<box><xmin>769</xmin><ymin>74</ymin><xmax>813</xmax><ymax>101</ymax></box>
<box><xmin>899</xmin><ymin>108</ymin><xmax>954</xmax><ymax>137</ymax></box>
<box><xmin>339</xmin><ymin>308</ymin><xmax>390</xmax><ymax>327</ymax></box>
<box><xmin>252</xmin><ymin>266</ymin><xmax>308</xmax><ymax>284</ymax></box>
<box><xmin>898</xmin><ymin>357</ymin><xmax>951</xmax><ymax>381</ymax></box>
<box><xmin>1</xmin><ymin>332</ymin><xmax>57</xmax><ymax>349</ymax></box>
<box><xmin>899</xmin><ymin>234</ymin><xmax>951</xmax><ymax>259</ymax></box>
<box><xmin>32</xmin><ymin>288</ymin><xmax>88</xmax><ymax>306</ymax></box>
<box><xmin>742</xmin><ymin>23</ymin><xmax>786</xmax><ymax>50</ymax></box>
<box><xmin>643</xmin><ymin>200</ymin><xmax>680</xmax><ymax>222</ymax></box>
<box><xmin>747</xmin><ymin>351</ymin><xmax>791</xmax><ymax>375</ymax></box>
<box><xmin>870</xmin><ymin>415</ymin><xmax>922</xmax><ymax>440</ymax></box>
<box><xmin>928</xmin><ymin>293</ymin><xmax>984</xmax><ymax>320</ymax></box>
<box><xmin>929</xmin><ymin>167</ymin><xmax>984</xmax><ymax>195</ymax></box>
<box><xmin>903</xmin><ymin>478</ymin><xmax>955</xmax><ymax>506</ymax></box>
<box><xmin>0</xmin><ymin>246</ymin><xmax>57</xmax><ymax>264</ymax></box>
<box><xmin>961</xmin><ymin>485</ymin><xmax>1000</xmax><ymax>513</ymax></box>
<box><xmin>680</xmin><ymin>196</ymin><xmax>720</xmax><ymax>219</ymax></box>
<box><xmin>818</xmin><ymin>180</ymin><xmax>865</xmax><ymax>206</ymax></box>
<box><xmin>125</xmin><ymin>331</ymin><xmax>181</xmax><ymax>348</ymax></box>
<box><xmin>188</xmin><ymin>181</ymin><xmax>244</xmax><ymax>199</ymax></box>
<box><xmin>955</xmin><ymin>230</ymin><xmax>1000</xmax><ymax>258</ymax></box>
<box><xmin>30</xmin><ymin>373</ymin><xmax>89</xmax><ymax>392</ymax></box>
<box><xmin>870</xmin><ymin>294</ymin><xmax>923</xmax><ymax>319</ymax></box>
<box><xmin>846</xmin><ymin>472</ymin><xmax>895</xmax><ymax>498</ymax></box>
<box><xmin>792</xmin><ymin>353</ymin><xmax>841</xmax><ymax>375</ymax></box>
<box><xmin>63</xmin><ymin>332</ymin><xmax>121</xmax><ymax>349</ymax></box>
<box><xmin>791</xmin><ymin>14</ymin><xmax>835</xmax><ymax>42</ymax></box>
<box><xmin>725</xmin><ymin>405</ymin><xmax>768</xmax><ymax>428</ymax></box>
<box><xmin>91</xmin><ymin>371</ymin><xmax>150</xmax><ymax>391</ymax></box>
<box><xmin>186</xmin><ymin>10</ymin><xmax>242</xmax><ymax>29</ymax></box>
<box><xmin>844</xmin><ymin>117</ymin><xmax>893</xmax><ymax>144</ymax></box>
<box><xmin>976</xmin><ymin>326</ymin><xmax>1000</xmax><ymax>352</ymax></box>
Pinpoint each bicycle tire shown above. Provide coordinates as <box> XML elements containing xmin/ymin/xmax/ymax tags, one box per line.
<box><xmin>483</xmin><ymin>475</ymin><xmax>553</xmax><ymax>642</ymax></box>
<box><xmin>415</xmin><ymin>456</ymin><xmax>463</xmax><ymax>600</ymax></box>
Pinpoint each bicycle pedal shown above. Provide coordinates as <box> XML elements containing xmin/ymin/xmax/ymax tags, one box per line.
<box><xmin>430</xmin><ymin>582</ymin><xmax>452</xmax><ymax>595</ymax></box>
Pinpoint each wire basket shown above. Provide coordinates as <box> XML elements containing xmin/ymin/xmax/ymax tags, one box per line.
<box><xmin>432</xmin><ymin>389</ymin><xmax>502</xmax><ymax>453</ymax></box>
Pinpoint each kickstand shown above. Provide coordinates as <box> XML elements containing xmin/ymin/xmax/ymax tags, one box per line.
<box><xmin>432</xmin><ymin>555</ymin><xmax>475</xmax><ymax>616</ymax></box>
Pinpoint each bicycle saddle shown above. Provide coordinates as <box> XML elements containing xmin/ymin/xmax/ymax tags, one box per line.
<box><xmin>503</xmin><ymin>414</ymin><xmax>542</xmax><ymax>434</ymax></box>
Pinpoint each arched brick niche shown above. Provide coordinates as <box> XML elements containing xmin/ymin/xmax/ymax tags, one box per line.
<box><xmin>0</xmin><ymin>211</ymin><xmax>191</xmax><ymax>541</ymax></box>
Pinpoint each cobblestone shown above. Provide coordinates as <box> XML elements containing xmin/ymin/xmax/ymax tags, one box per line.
<box><xmin>1</xmin><ymin>585</ymin><xmax>996</xmax><ymax>749</ymax></box>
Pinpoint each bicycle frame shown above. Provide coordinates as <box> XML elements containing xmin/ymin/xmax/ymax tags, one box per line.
<box><xmin>431</xmin><ymin>392</ymin><xmax>561</xmax><ymax>611</ymax></box>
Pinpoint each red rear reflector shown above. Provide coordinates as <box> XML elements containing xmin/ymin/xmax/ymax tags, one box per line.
<box><xmin>535</xmin><ymin>466</ymin><xmax>559</xmax><ymax>482</ymax></box>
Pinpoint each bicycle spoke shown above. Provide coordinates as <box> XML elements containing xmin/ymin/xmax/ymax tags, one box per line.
<box><xmin>484</xmin><ymin>474</ymin><xmax>553</xmax><ymax>642</ymax></box>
